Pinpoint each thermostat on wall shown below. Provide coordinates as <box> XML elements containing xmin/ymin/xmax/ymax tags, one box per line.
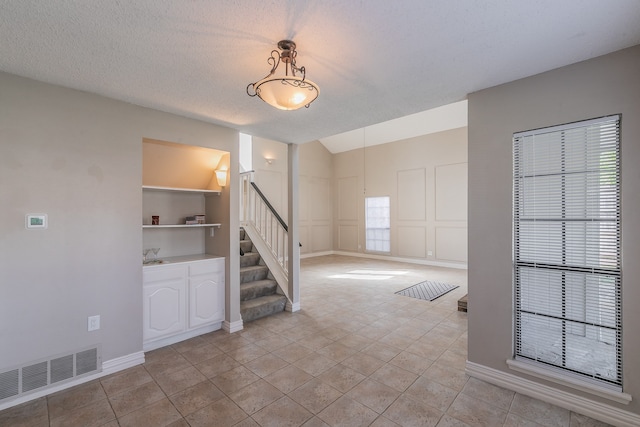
<box><xmin>26</xmin><ymin>214</ymin><xmax>47</xmax><ymax>229</ymax></box>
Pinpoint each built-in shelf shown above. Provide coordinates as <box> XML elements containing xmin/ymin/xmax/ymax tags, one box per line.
<box><xmin>142</xmin><ymin>185</ymin><xmax>221</xmax><ymax>195</ymax></box>
<box><xmin>143</xmin><ymin>224</ymin><xmax>222</xmax><ymax>229</ymax></box>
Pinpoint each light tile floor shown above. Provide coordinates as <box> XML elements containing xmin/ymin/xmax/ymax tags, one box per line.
<box><xmin>0</xmin><ymin>255</ymin><xmax>612</xmax><ymax>426</ymax></box>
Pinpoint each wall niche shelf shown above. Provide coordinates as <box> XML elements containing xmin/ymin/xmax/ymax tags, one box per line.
<box><xmin>142</xmin><ymin>185</ymin><xmax>222</xmax><ymax>236</ymax></box>
<box><xmin>143</xmin><ymin>224</ymin><xmax>221</xmax><ymax>229</ymax></box>
<box><xmin>142</xmin><ymin>185</ymin><xmax>221</xmax><ymax>195</ymax></box>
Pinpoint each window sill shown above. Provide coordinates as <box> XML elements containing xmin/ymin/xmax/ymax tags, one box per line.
<box><xmin>507</xmin><ymin>359</ymin><xmax>631</xmax><ymax>405</ymax></box>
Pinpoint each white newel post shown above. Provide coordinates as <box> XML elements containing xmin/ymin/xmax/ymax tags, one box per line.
<box><xmin>287</xmin><ymin>143</ymin><xmax>300</xmax><ymax>312</ymax></box>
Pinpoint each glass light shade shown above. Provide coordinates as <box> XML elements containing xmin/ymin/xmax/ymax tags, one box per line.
<box><xmin>254</xmin><ymin>76</ymin><xmax>319</xmax><ymax>110</ymax></box>
<box><xmin>215</xmin><ymin>170</ymin><xmax>227</xmax><ymax>187</ymax></box>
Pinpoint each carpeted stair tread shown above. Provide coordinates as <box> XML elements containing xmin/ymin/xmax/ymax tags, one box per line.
<box><xmin>240</xmin><ymin>252</ymin><xmax>261</xmax><ymax>267</ymax></box>
<box><xmin>240</xmin><ymin>279</ymin><xmax>278</xmax><ymax>301</ymax></box>
<box><xmin>238</xmin><ymin>227</ymin><xmax>287</xmax><ymax>322</ymax></box>
<box><xmin>241</xmin><ymin>294</ymin><xmax>287</xmax><ymax>322</ymax></box>
<box><xmin>240</xmin><ymin>240</ymin><xmax>253</xmax><ymax>253</ymax></box>
<box><xmin>240</xmin><ymin>264</ymin><xmax>269</xmax><ymax>283</ymax></box>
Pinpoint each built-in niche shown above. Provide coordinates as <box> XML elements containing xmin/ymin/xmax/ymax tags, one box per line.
<box><xmin>142</xmin><ymin>138</ymin><xmax>230</xmax><ymax>258</ymax></box>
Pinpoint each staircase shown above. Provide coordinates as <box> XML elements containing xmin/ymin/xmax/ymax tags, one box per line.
<box><xmin>240</xmin><ymin>228</ymin><xmax>287</xmax><ymax>322</ymax></box>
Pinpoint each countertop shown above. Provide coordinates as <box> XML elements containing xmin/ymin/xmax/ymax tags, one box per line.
<box><xmin>143</xmin><ymin>254</ymin><xmax>223</xmax><ymax>267</ymax></box>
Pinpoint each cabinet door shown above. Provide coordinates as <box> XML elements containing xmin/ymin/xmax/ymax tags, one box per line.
<box><xmin>188</xmin><ymin>260</ymin><xmax>225</xmax><ymax>328</ymax></box>
<box><xmin>143</xmin><ymin>267</ymin><xmax>187</xmax><ymax>341</ymax></box>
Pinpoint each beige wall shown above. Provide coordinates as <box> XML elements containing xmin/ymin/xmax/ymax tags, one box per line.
<box><xmin>250</xmin><ymin>138</ymin><xmax>334</xmax><ymax>255</ymax></box>
<box><xmin>0</xmin><ymin>72</ymin><xmax>239</xmax><ymax>373</ymax></box>
<box><xmin>252</xmin><ymin>131</ymin><xmax>466</xmax><ymax>263</ymax></box>
<box><xmin>468</xmin><ymin>45</ymin><xmax>640</xmax><ymax>416</ymax></box>
<box><xmin>251</xmin><ymin>136</ymin><xmax>288</xmax><ymax>221</ymax></box>
<box><xmin>142</xmin><ymin>138</ymin><xmax>228</xmax><ymax>190</ymax></box>
<box><xmin>299</xmin><ymin>141</ymin><xmax>333</xmax><ymax>254</ymax></box>
<box><xmin>333</xmin><ymin>128</ymin><xmax>468</xmax><ymax>266</ymax></box>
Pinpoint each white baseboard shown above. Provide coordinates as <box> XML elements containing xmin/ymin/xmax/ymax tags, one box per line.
<box><xmin>223</xmin><ymin>319</ymin><xmax>244</xmax><ymax>333</ymax></box>
<box><xmin>300</xmin><ymin>251</ymin><xmax>333</xmax><ymax>259</ymax></box>
<box><xmin>0</xmin><ymin>351</ymin><xmax>145</xmax><ymax>412</ymax></box>
<box><xmin>143</xmin><ymin>322</ymin><xmax>223</xmax><ymax>352</ymax></box>
<box><xmin>329</xmin><ymin>250</ymin><xmax>468</xmax><ymax>269</ymax></box>
<box><xmin>101</xmin><ymin>351</ymin><xmax>145</xmax><ymax>375</ymax></box>
<box><xmin>465</xmin><ymin>361</ymin><xmax>640</xmax><ymax>427</ymax></box>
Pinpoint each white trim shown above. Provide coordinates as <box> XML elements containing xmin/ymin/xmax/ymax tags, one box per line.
<box><xmin>143</xmin><ymin>322</ymin><xmax>223</xmax><ymax>351</ymax></box>
<box><xmin>101</xmin><ymin>351</ymin><xmax>145</xmax><ymax>375</ymax></box>
<box><xmin>0</xmin><ymin>351</ymin><xmax>144</xmax><ymax>412</ymax></box>
<box><xmin>223</xmin><ymin>319</ymin><xmax>244</xmax><ymax>333</ymax></box>
<box><xmin>300</xmin><ymin>250</ymin><xmax>333</xmax><ymax>259</ymax></box>
<box><xmin>506</xmin><ymin>359</ymin><xmax>630</xmax><ymax>404</ymax></box>
<box><xmin>466</xmin><ymin>361</ymin><xmax>639</xmax><ymax>427</ymax></box>
<box><xmin>286</xmin><ymin>301</ymin><xmax>301</xmax><ymax>312</ymax></box>
<box><xmin>331</xmin><ymin>250</ymin><xmax>468</xmax><ymax>270</ymax></box>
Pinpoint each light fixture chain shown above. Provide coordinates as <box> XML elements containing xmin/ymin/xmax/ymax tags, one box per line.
<box><xmin>363</xmin><ymin>127</ymin><xmax>367</xmax><ymax>195</ymax></box>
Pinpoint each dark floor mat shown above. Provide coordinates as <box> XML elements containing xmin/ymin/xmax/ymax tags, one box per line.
<box><xmin>395</xmin><ymin>280</ymin><xmax>459</xmax><ymax>301</ymax></box>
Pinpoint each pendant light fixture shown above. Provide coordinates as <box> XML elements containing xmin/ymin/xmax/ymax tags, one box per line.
<box><xmin>246</xmin><ymin>40</ymin><xmax>319</xmax><ymax>110</ymax></box>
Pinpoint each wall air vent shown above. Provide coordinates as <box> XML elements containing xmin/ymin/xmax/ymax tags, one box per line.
<box><xmin>0</xmin><ymin>370</ymin><xmax>19</xmax><ymax>400</ymax></box>
<box><xmin>0</xmin><ymin>346</ymin><xmax>101</xmax><ymax>404</ymax></box>
<box><xmin>50</xmin><ymin>355</ymin><xmax>74</xmax><ymax>384</ymax></box>
<box><xmin>76</xmin><ymin>348</ymin><xmax>98</xmax><ymax>376</ymax></box>
<box><xmin>22</xmin><ymin>362</ymin><xmax>47</xmax><ymax>392</ymax></box>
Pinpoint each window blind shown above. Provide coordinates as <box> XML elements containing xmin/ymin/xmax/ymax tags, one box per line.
<box><xmin>365</xmin><ymin>196</ymin><xmax>390</xmax><ymax>252</ymax></box>
<box><xmin>513</xmin><ymin>115</ymin><xmax>621</xmax><ymax>388</ymax></box>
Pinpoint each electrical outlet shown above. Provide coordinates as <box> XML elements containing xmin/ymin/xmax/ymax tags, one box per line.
<box><xmin>88</xmin><ymin>315</ymin><xmax>100</xmax><ymax>331</ymax></box>
<box><xmin>427</xmin><ymin>250</ymin><xmax>433</xmax><ymax>256</ymax></box>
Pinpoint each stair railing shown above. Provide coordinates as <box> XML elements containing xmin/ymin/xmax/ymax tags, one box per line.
<box><xmin>240</xmin><ymin>171</ymin><xmax>289</xmax><ymax>297</ymax></box>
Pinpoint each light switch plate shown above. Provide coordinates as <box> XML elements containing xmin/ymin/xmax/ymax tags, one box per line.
<box><xmin>88</xmin><ymin>315</ymin><xmax>100</xmax><ymax>331</ymax></box>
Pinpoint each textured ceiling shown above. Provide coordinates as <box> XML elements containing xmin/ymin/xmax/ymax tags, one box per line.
<box><xmin>1</xmin><ymin>1</ymin><xmax>639</xmax><ymax>146</ymax></box>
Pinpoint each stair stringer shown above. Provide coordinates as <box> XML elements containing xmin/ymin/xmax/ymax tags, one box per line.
<box><xmin>241</xmin><ymin>224</ymin><xmax>291</xmax><ymax>306</ymax></box>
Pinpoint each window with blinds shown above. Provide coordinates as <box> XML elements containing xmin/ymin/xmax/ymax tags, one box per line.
<box><xmin>365</xmin><ymin>196</ymin><xmax>391</xmax><ymax>253</ymax></box>
<box><xmin>513</xmin><ymin>115</ymin><xmax>621</xmax><ymax>389</ymax></box>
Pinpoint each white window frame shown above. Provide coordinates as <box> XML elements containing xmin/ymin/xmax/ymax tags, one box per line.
<box><xmin>365</xmin><ymin>196</ymin><xmax>390</xmax><ymax>253</ymax></box>
<box><xmin>512</xmin><ymin>115</ymin><xmax>622</xmax><ymax>391</ymax></box>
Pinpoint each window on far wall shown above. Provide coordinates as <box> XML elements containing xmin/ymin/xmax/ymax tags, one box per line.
<box><xmin>365</xmin><ymin>196</ymin><xmax>390</xmax><ymax>253</ymax></box>
<box><xmin>513</xmin><ymin>115</ymin><xmax>622</xmax><ymax>389</ymax></box>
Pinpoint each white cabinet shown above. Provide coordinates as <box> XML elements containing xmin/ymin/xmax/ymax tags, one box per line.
<box><xmin>143</xmin><ymin>257</ymin><xmax>225</xmax><ymax>350</ymax></box>
<box><xmin>188</xmin><ymin>259</ymin><xmax>225</xmax><ymax>329</ymax></box>
<box><xmin>143</xmin><ymin>265</ymin><xmax>187</xmax><ymax>341</ymax></box>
